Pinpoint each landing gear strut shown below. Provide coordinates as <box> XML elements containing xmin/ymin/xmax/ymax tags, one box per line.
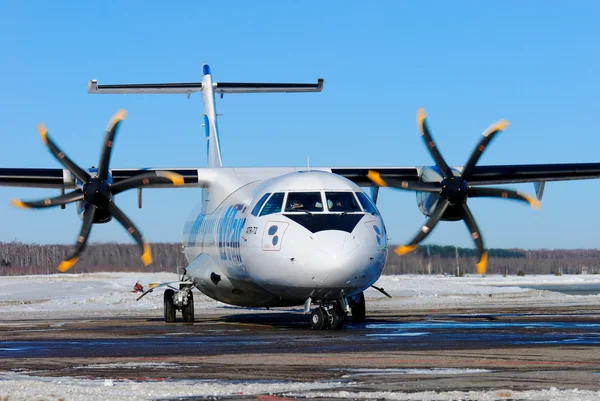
<box><xmin>163</xmin><ymin>285</ymin><xmax>194</xmax><ymax>323</ymax></box>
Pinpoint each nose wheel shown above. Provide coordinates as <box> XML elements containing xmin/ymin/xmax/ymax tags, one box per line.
<box><xmin>311</xmin><ymin>307</ymin><xmax>328</xmax><ymax>330</ymax></box>
<box><xmin>310</xmin><ymin>302</ymin><xmax>347</xmax><ymax>330</ymax></box>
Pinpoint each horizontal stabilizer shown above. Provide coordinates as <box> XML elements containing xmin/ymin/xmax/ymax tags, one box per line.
<box><xmin>214</xmin><ymin>80</ymin><xmax>324</xmax><ymax>94</ymax></box>
<box><xmin>88</xmin><ymin>80</ymin><xmax>203</xmax><ymax>94</ymax></box>
<box><xmin>87</xmin><ymin>80</ymin><xmax>324</xmax><ymax>95</ymax></box>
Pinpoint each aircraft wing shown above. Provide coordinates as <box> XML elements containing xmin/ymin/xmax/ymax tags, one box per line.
<box><xmin>0</xmin><ymin>168</ymin><xmax>207</xmax><ymax>189</ymax></box>
<box><xmin>2</xmin><ymin>163</ymin><xmax>600</xmax><ymax>190</ymax></box>
<box><xmin>331</xmin><ymin>163</ymin><xmax>600</xmax><ymax>186</ymax></box>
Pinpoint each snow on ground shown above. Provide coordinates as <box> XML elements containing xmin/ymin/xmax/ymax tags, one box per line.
<box><xmin>288</xmin><ymin>388</ymin><xmax>600</xmax><ymax>401</ymax></box>
<box><xmin>0</xmin><ymin>272</ymin><xmax>599</xmax><ymax>400</ymax></box>
<box><xmin>0</xmin><ymin>372</ymin><xmax>345</xmax><ymax>401</ymax></box>
<box><xmin>0</xmin><ymin>272</ymin><xmax>599</xmax><ymax>320</ymax></box>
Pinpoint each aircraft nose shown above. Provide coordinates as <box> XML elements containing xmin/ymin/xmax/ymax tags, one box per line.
<box><xmin>246</xmin><ymin>218</ymin><xmax>386</xmax><ymax>300</ymax></box>
<box><xmin>300</xmin><ymin>228</ymin><xmax>385</xmax><ymax>293</ymax></box>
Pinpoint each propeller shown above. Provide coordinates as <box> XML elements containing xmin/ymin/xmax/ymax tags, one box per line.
<box><xmin>10</xmin><ymin>110</ymin><xmax>185</xmax><ymax>272</ymax></box>
<box><xmin>368</xmin><ymin>108</ymin><xmax>541</xmax><ymax>275</ymax></box>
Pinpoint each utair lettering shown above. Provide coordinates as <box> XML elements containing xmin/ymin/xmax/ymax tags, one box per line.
<box><xmin>218</xmin><ymin>203</ymin><xmax>246</xmax><ymax>262</ymax></box>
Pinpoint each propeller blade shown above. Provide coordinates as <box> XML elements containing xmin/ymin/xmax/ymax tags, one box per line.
<box><xmin>461</xmin><ymin>120</ymin><xmax>509</xmax><ymax>179</ymax></box>
<box><xmin>111</xmin><ymin>171</ymin><xmax>185</xmax><ymax>195</ymax></box>
<box><xmin>37</xmin><ymin>124</ymin><xmax>91</xmax><ymax>183</ymax></box>
<box><xmin>107</xmin><ymin>201</ymin><xmax>153</xmax><ymax>266</ymax></box>
<box><xmin>57</xmin><ymin>206</ymin><xmax>97</xmax><ymax>272</ymax></box>
<box><xmin>395</xmin><ymin>198</ymin><xmax>450</xmax><ymax>255</ymax></box>
<box><xmin>417</xmin><ymin>108</ymin><xmax>454</xmax><ymax>178</ymax></box>
<box><xmin>10</xmin><ymin>189</ymin><xmax>84</xmax><ymax>209</ymax></box>
<box><xmin>461</xmin><ymin>203</ymin><xmax>487</xmax><ymax>275</ymax></box>
<box><xmin>467</xmin><ymin>187</ymin><xmax>541</xmax><ymax>209</ymax></box>
<box><xmin>97</xmin><ymin>110</ymin><xmax>127</xmax><ymax>181</ymax></box>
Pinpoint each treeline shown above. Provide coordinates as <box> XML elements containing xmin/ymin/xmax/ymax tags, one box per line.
<box><xmin>0</xmin><ymin>242</ymin><xmax>187</xmax><ymax>276</ymax></box>
<box><xmin>0</xmin><ymin>242</ymin><xmax>599</xmax><ymax>276</ymax></box>
<box><xmin>386</xmin><ymin>245</ymin><xmax>600</xmax><ymax>275</ymax></box>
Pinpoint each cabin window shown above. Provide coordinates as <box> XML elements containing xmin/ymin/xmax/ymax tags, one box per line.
<box><xmin>285</xmin><ymin>192</ymin><xmax>324</xmax><ymax>212</ymax></box>
<box><xmin>356</xmin><ymin>192</ymin><xmax>379</xmax><ymax>216</ymax></box>
<box><xmin>325</xmin><ymin>192</ymin><xmax>361</xmax><ymax>212</ymax></box>
<box><xmin>260</xmin><ymin>192</ymin><xmax>285</xmax><ymax>216</ymax></box>
<box><xmin>251</xmin><ymin>193</ymin><xmax>271</xmax><ymax>216</ymax></box>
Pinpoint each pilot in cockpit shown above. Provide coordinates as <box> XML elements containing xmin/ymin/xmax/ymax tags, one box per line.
<box><xmin>328</xmin><ymin>198</ymin><xmax>347</xmax><ymax>211</ymax></box>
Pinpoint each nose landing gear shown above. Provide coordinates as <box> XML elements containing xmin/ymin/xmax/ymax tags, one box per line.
<box><xmin>310</xmin><ymin>300</ymin><xmax>348</xmax><ymax>330</ymax></box>
<box><xmin>309</xmin><ymin>292</ymin><xmax>366</xmax><ymax>330</ymax></box>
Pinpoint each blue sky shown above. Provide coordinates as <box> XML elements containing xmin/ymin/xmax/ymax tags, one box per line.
<box><xmin>0</xmin><ymin>1</ymin><xmax>599</xmax><ymax>249</ymax></box>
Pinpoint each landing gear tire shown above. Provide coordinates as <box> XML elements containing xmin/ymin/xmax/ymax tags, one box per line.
<box><xmin>329</xmin><ymin>305</ymin><xmax>346</xmax><ymax>330</ymax></box>
<box><xmin>311</xmin><ymin>307</ymin><xmax>328</xmax><ymax>330</ymax></box>
<box><xmin>181</xmin><ymin>291</ymin><xmax>194</xmax><ymax>323</ymax></box>
<box><xmin>164</xmin><ymin>289</ymin><xmax>176</xmax><ymax>323</ymax></box>
<box><xmin>350</xmin><ymin>292</ymin><xmax>366</xmax><ymax>323</ymax></box>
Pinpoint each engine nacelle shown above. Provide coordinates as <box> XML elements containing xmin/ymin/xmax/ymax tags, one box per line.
<box><xmin>416</xmin><ymin>166</ymin><xmax>463</xmax><ymax>220</ymax></box>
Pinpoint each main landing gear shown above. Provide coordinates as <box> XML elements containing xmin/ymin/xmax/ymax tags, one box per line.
<box><xmin>309</xmin><ymin>292</ymin><xmax>366</xmax><ymax>330</ymax></box>
<box><xmin>164</xmin><ymin>284</ymin><xmax>195</xmax><ymax>323</ymax></box>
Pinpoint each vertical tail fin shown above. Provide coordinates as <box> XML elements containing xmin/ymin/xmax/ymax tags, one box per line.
<box><xmin>88</xmin><ymin>64</ymin><xmax>324</xmax><ymax>168</ymax></box>
<box><xmin>200</xmin><ymin>64</ymin><xmax>223</xmax><ymax>168</ymax></box>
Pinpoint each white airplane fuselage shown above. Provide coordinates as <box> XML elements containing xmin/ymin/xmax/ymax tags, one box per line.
<box><xmin>182</xmin><ymin>170</ymin><xmax>388</xmax><ymax>307</ymax></box>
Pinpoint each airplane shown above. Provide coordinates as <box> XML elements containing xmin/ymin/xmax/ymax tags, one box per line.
<box><xmin>2</xmin><ymin>63</ymin><xmax>600</xmax><ymax>330</ymax></box>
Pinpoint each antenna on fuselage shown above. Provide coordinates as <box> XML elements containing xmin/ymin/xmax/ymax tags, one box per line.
<box><xmin>307</xmin><ymin>156</ymin><xmax>311</xmax><ymax>172</ymax></box>
<box><xmin>87</xmin><ymin>64</ymin><xmax>324</xmax><ymax>168</ymax></box>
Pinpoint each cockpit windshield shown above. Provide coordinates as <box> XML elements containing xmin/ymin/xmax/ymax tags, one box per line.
<box><xmin>355</xmin><ymin>192</ymin><xmax>379</xmax><ymax>216</ymax></box>
<box><xmin>285</xmin><ymin>192</ymin><xmax>324</xmax><ymax>212</ymax></box>
<box><xmin>325</xmin><ymin>192</ymin><xmax>361</xmax><ymax>212</ymax></box>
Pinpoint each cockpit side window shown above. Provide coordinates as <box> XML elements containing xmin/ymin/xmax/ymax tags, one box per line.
<box><xmin>260</xmin><ymin>192</ymin><xmax>285</xmax><ymax>216</ymax></box>
<box><xmin>285</xmin><ymin>192</ymin><xmax>324</xmax><ymax>212</ymax></box>
<box><xmin>356</xmin><ymin>192</ymin><xmax>379</xmax><ymax>216</ymax></box>
<box><xmin>251</xmin><ymin>193</ymin><xmax>271</xmax><ymax>216</ymax></box>
<box><xmin>326</xmin><ymin>192</ymin><xmax>362</xmax><ymax>212</ymax></box>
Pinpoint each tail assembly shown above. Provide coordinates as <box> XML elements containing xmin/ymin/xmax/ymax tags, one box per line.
<box><xmin>88</xmin><ymin>64</ymin><xmax>324</xmax><ymax>168</ymax></box>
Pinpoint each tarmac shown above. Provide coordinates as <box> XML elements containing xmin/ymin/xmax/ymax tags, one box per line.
<box><xmin>1</xmin><ymin>304</ymin><xmax>600</xmax><ymax>397</ymax></box>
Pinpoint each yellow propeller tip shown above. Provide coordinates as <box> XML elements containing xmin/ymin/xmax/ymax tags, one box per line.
<box><xmin>367</xmin><ymin>170</ymin><xmax>388</xmax><ymax>187</ymax></box>
<box><xmin>57</xmin><ymin>257</ymin><xmax>79</xmax><ymax>273</ymax></box>
<box><xmin>10</xmin><ymin>199</ymin><xmax>28</xmax><ymax>209</ymax></box>
<box><xmin>395</xmin><ymin>244</ymin><xmax>418</xmax><ymax>256</ymax></box>
<box><xmin>108</xmin><ymin>109</ymin><xmax>128</xmax><ymax>128</ymax></box>
<box><xmin>520</xmin><ymin>193</ymin><xmax>542</xmax><ymax>210</ymax></box>
<box><xmin>149</xmin><ymin>283</ymin><xmax>160</xmax><ymax>289</ymax></box>
<box><xmin>417</xmin><ymin>108</ymin><xmax>426</xmax><ymax>124</ymax></box>
<box><xmin>494</xmin><ymin>119</ymin><xmax>510</xmax><ymax>131</ymax></box>
<box><xmin>141</xmin><ymin>243</ymin><xmax>153</xmax><ymax>266</ymax></box>
<box><xmin>476</xmin><ymin>252</ymin><xmax>488</xmax><ymax>275</ymax></box>
<box><xmin>37</xmin><ymin>123</ymin><xmax>48</xmax><ymax>144</ymax></box>
<box><xmin>157</xmin><ymin>171</ymin><xmax>185</xmax><ymax>186</ymax></box>
<box><xmin>115</xmin><ymin>109</ymin><xmax>128</xmax><ymax>121</ymax></box>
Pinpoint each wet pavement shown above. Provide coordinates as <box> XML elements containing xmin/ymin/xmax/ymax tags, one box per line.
<box><xmin>1</xmin><ymin>305</ymin><xmax>600</xmax><ymax>394</ymax></box>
